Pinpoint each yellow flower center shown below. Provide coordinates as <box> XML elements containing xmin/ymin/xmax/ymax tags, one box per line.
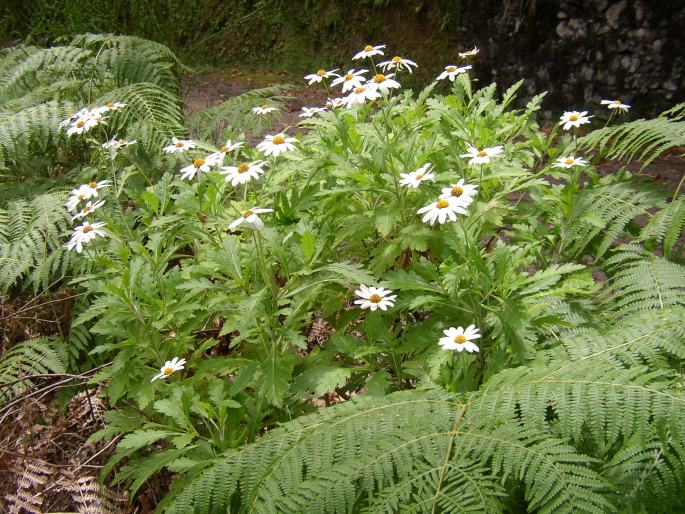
<box><xmin>242</xmin><ymin>210</ymin><xmax>254</xmax><ymax>218</ymax></box>
<box><xmin>272</xmin><ymin>135</ymin><xmax>285</xmax><ymax>145</ymax></box>
<box><xmin>106</xmin><ymin>102</ymin><xmax>114</xmax><ymax>107</ymax></box>
<box><xmin>451</xmin><ymin>186</ymin><xmax>464</xmax><ymax>197</ymax></box>
<box><xmin>565</xmin><ymin>158</ymin><xmax>574</xmax><ymax>165</ymax></box>
<box><xmin>446</xmin><ymin>66</ymin><xmax>457</xmax><ymax>72</ymax></box>
<box><xmin>415</xmin><ymin>173</ymin><xmax>424</xmax><ymax>180</ymax></box>
<box><xmin>391</xmin><ymin>56</ymin><xmax>402</xmax><ymax>63</ymax></box>
<box><xmin>163</xmin><ymin>366</ymin><xmax>174</xmax><ymax>376</ymax></box>
<box><xmin>369</xmin><ymin>293</ymin><xmax>382</xmax><ymax>303</ymax></box>
<box><xmin>220</xmin><ymin>145</ymin><xmax>228</xmax><ymax>152</ymax></box>
<box><xmin>436</xmin><ymin>199</ymin><xmax>450</xmax><ymax>209</ymax></box>
<box><xmin>175</xmin><ymin>142</ymin><xmax>184</xmax><ymax>147</ymax></box>
<box><xmin>193</xmin><ymin>158</ymin><xmax>205</xmax><ymax>168</ymax></box>
<box><xmin>354</xmin><ymin>86</ymin><xmax>366</xmax><ymax>94</ymax></box>
<box><xmin>569</xmin><ymin>114</ymin><xmax>579</xmax><ymax>121</ymax></box>
<box><xmin>84</xmin><ymin>205</ymin><xmax>93</xmax><ymax>213</ymax></box>
<box><xmin>316</xmin><ymin>69</ymin><xmax>326</xmax><ymax>76</ymax></box>
<box><xmin>82</xmin><ymin>225</ymin><xmax>93</xmax><ymax>233</ymax></box>
<box><xmin>78</xmin><ymin>194</ymin><xmax>84</xmax><ymax>200</ymax></box>
<box><xmin>374</xmin><ymin>73</ymin><xmax>386</xmax><ymax>83</ymax></box>
<box><xmin>76</xmin><ymin>120</ymin><xmax>85</xmax><ymax>128</ymax></box>
<box><xmin>477</xmin><ymin>150</ymin><xmax>487</xmax><ymax>157</ymax></box>
<box><xmin>364</xmin><ymin>45</ymin><xmax>374</xmax><ymax>52</ymax></box>
<box><xmin>613</xmin><ymin>100</ymin><xmax>621</xmax><ymax>104</ymax></box>
<box><xmin>237</xmin><ymin>163</ymin><xmax>250</xmax><ymax>173</ymax></box>
<box><xmin>454</xmin><ymin>335</ymin><xmax>467</xmax><ymax>344</ymax></box>
<box><xmin>119</xmin><ymin>139</ymin><xmax>126</xmax><ymax>144</ymax></box>
<box><xmin>345</xmin><ymin>73</ymin><xmax>354</xmax><ymax>80</ymax></box>
<box><xmin>260</xmin><ymin>104</ymin><xmax>269</xmax><ymax>109</ymax></box>
<box><xmin>88</xmin><ymin>181</ymin><xmax>97</xmax><ymax>188</ymax></box>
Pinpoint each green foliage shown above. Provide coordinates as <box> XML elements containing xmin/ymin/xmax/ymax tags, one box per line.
<box><xmin>0</xmin><ymin>336</ymin><xmax>69</xmax><ymax>404</ymax></box>
<box><xmin>160</xmin><ymin>308</ymin><xmax>685</xmax><ymax>513</ymax></box>
<box><xmin>1</xmin><ymin>31</ymin><xmax>684</xmax><ymax>513</ymax></box>
<box><xmin>603</xmin><ymin>244</ymin><xmax>685</xmax><ymax>318</ymax></box>
<box><xmin>186</xmin><ymin>85</ymin><xmax>290</xmax><ymax>142</ymax></box>
<box><xmin>577</xmin><ymin>107</ymin><xmax>685</xmax><ymax>169</ymax></box>
<box><xmin>0</xmin><ymin>191</ymin><xmax>73</xmax><ymax>297</ymax></box>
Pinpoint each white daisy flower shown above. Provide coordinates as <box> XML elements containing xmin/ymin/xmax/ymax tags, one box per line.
<box><xmin>229</xmin><ymin>207</ymin><xmax>273</xmax><ymax>231</ymax></box>
<box><xmin>331</xmin><ymin>69</ymin><xmax>368</xmax><ymax>93</ymax></box>
<box><xmin>353</xmin><ymin>284</ymin><xmax>397</xmax><ymax>311</ymax></box>
<box><xmin>163</xmin><ymin>137</ymin><xmax>196</xmax><ymax>154</ymax></box>
<box><xmin>180</xmin><ymin>158</ymin><xmax>212</xmax><ymax>181</ymax></box>
<box><xmin>101</xmin><ymin>137</ymin><xmax>136</xmax><ymax>155</ymax></box>
<box><xmin>81</xmin><ymin>180</ymin><xmax>111</xmax><ymax>199</ymax></box>
<box><xmin>559</xmin><ymin>111</ymin><xmax>592</xmax><ymax>130</ymax></box>
<box><xmin>438</xmin><ymin>325</ymin><xmax>481</xmax><ymax>352</ymax></box>
<box><xmin>206</xmin><ymin>140</ymin><xmax>245</xmax><ymax>166</ymax></box>
<box><xmin>66</xmin><ymin>221</ymin><xmax>107</xmax><ymax>253</ymax></box>
<box><xmin>436</xmin><ymin>65</ymin><xmax>472</xmax><ymax>81</ymax></box>
<box><xmin>458</xmin><ymin>47</ymin><xmax>479</xmax><ymax>58</ymax></box>
<box><xmin>151</xmin><ymin>357</ymin><xmax>186</xmax><ymax>382</ymax></box>
<box><xmin>95</xmin><ymin>101</ymin><xmax>126</xmax><ymax>113</ymax></box>
<box><xmin>553</xmin><ymin>155</ymin><xmax>589</xmax><ymax>169</ymax></box>
<box><xmin>66</xmin><ymin>111</ymin><xmax>103</xmax><ymax>137</ymax></box>
<box><xmin>59</xmin><ymin>110</ymin><xmax>86</xmax><ymax>129</ymax></box>
<box><xmin>257</xmin><ymin>133</ymin><xmax>297</xmax><ymax>157</ymax></box>
<box><xmin>299</xmin><ymin>106</ymin><xmax>327</xmax><ymax>118</ymax></box>
<box><xmin>221</xmin><ymin>160</ymin><xmax>267</xmax><ymax>186</ymax></box>
<box><xmin>65</xmin><ymin>186</ymin><xmax>90</xmax><ymax>212</ymax></box>
<box><xmin>601</xmin><ymin>99</ymin><xmax>630</xmax><ymax>113</ymax></box>
<box><xmin>353</xmin><ymin>44</ymin><xmax>386</xmax><ymax>60</ymax></box>
<box><xmin>72</xmin><ymin>200</ymin><xmax>105</xmax><ymax>221</ymax></box>
<box><xmin>439</xmin><ymin>179</ymin><xmax>478</xmax><ymax>205</ymax></box>
<box><xmin>417</xmin><ymin>197</ymin><xmax>468</xmax><ymax>225</ymax></box>
<box><xmin>66</xmin><ymin>181</ymin><xmax>108</xmax><ymax>212</ymax></box>
<box><xmin>399</xmin><ymin>163</ymin><xmax>436</xmax><ymax>188</ymax></box>
<box><xmin>304</xmin><ymin>68</ymin><xmax>340</xmax><ymax>84</ymax></box>
<box><xmin>460</xmin><ymin>145</ymin><xmax>504</xmax><ymax>165</ymax></box>
<box><xmin>344</xmin><ymin>85</ymin><xmax>381</xmax><ymax>107</ymax></box>
<box><xmin>378</xmin><ymin>55</ymin><xmax>418</xmax><ymax>73</ymax></box>
<box><xmin>369</xmin><ymin>73</ymin><xmax>401</xmax><ymax>93</ymax></box>
<box><xmin>252</xmin><ymin>104</ymin><xmax>279</xmax><ymax>115</ymax></box>
<box><xmin>326</xmin><ymin>97</ymin><xmax>347</xmax><ymax>109</ymax></box>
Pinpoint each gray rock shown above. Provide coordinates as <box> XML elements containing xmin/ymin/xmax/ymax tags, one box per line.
<box><xmin>606</xmin><ymin>1</ymin><xmax>627</xmax><ymax>29</ymax></box>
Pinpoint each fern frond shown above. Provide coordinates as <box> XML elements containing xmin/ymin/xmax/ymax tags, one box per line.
<box><xmin>576</xmin><ymin>116</ymin><xmax>685</xmax><ymax>168</ymax></box>
<box><xmin>0</xmin><ymin>100</ymin><xmax>76</xmax><ymax>170</ymax></box>
<box><xmin>638</xmin><ymin>198</ymin><xmax>685</xmax><ymax>257</ymax></box>
<box><xmin>565</xmin><ymin>182</ymin><xmax>662</xmax><ymax>259</ymax></box>
<box><xmin>603</xmin><ymin>245</ymin><xmax>685</xmax><ymax>317</ymax></box>
<box><xmin>0</xmin><ymin>336</ymin><xmax>68</xmax><ymax>404</ymax></box>
<box><xmin>0</xmin><ymin>191</ymin><xmax>73</xmax><ymax>296</ymax></box>
<box><xmin>185</xmin><ymin>85</ymin><xmax>290</xmax><ymax>142</ymax></box>
<box><xmin>70</xmin><ymin>33</ymin><xmax>181</xmax><ymax>91</ymax></box>
<box><xmin>160</xmin><ymin>306</ymin><xmax>685</xmax><ymax>513</ymax></box>
<box><xmin>95</xmin><ymin>83</ymin><xmax>184</xmax><ymax>137</ymax></box>
<box><xmin>0</xmin><ymin>46</ymin><xmax>92</xmax><ymax>103</ymax></box>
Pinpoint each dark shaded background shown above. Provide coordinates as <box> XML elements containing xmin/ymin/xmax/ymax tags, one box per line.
<box><xmin>2</xmin><ymin>0</ymin><xmax>682</xmax><ymax>116</ymax></box>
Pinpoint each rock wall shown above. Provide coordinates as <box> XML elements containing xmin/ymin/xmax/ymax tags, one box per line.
<box><xmin>463</xmin><ymin>0</ymin><xmax>684</xmax><ymax>117</ymax></box>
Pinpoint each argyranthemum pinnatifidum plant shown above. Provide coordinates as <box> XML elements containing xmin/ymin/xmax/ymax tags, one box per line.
<box><xmin>45</xmin><ymin>37</ymin><xmax>685</xmax><ymax>514</ymax></box>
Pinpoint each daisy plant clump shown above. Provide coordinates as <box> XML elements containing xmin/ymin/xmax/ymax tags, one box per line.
<box><xmin>64</xmin><ymin>39</ymin><xmax>682</xmax><ymax>513</ymax></box>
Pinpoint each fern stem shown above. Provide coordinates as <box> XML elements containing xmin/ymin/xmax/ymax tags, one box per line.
<box><xmin>431</xmin><ymin>403</ymin><xmax>468</xmax><ymax>513</ymax></box>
